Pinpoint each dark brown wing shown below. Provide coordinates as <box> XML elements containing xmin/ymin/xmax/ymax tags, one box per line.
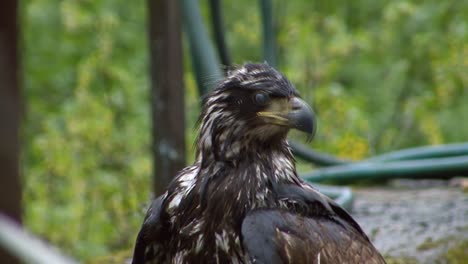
<box><xmin>241</xmin><ymin>209</ymin><xmax>386</xmax><ymax>264</ymax></box>
<box><xmin>132</xmin><ymin>195</ymin><xmax>166</xmax><ymax>264</ymax></box>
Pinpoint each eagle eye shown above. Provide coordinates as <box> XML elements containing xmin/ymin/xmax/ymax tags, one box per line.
<box><xmin>254</xmin><ymin>92</ymin><xmax>270</xmax><ymax>106</ymax></box>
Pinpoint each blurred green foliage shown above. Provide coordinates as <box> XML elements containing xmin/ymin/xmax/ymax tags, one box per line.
<box><xmin>22</xmin><ymin>0</ymin><xmax>150</xmax><ymax>259</ymax></box>
<box><xmin>21</xmin><ymin>0</ymin><xmax>467</xmax><ymax>261</ymax></box>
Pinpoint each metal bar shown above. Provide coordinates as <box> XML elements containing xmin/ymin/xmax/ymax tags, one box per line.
<box><xmin>313</xmin><ymin>184</ymin><xmax>354</xmax><ymax>211</ymax></box>
<box><xmin>182</xmin><ymin>0</ymin><xmax>223</xmax><ymax>96</ymax></box>
<box><xmin>0</xmin><ymin>214</ymin><xmax>77</xmax><ymax>264</ymax></box>
<box><xmin>260</xmin><ymin>0</ymin><xmax>276</xmax><ymax>66</ymax></box>
<box><xmin>303</xmin><ymin>155</ymin><xmax>468</xmax><ymax>183</ymax></box>
<box><xmin>289</xmin><ymin>141</ymin><xmax>351</xmax><ymax>166</ymax></box>
<box><xmin>209</xmin><ymin>0</ymin><xmax>232</xmax><ymax>69</ymax></box>
<box><xmin>367</xmin><ymin>142</ymin><xmax>468</xmax><ymax>162</ymax></box>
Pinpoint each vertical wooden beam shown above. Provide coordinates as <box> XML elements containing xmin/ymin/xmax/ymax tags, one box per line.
<box><xmin>0</xmin><ymin>0</ymin><xmax>22</xmax><ymax>262</ymax></box>
<box><xmin>0</xmin><ymin>0</ymin><xmax>21</xmax><ymax>225</ymax></box>
<box><xmin>147</xmin><ymin>0</ymin><xmax>186</xmax><ymax>195</ymax></box>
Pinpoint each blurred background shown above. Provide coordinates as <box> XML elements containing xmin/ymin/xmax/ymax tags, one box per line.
<box><xmin>0</xmin><ymin>0</ymin><xmax>467</xmax><ymax>263</ymax></box>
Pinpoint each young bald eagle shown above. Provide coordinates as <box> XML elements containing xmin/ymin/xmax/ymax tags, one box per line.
<box><xmin>132</xmin><ymin>63</ymin><xmax>386</xmax><ymax>264</ymax></box>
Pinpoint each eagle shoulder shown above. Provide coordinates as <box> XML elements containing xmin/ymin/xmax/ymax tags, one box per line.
<box><xmin>132</xmin><ymin>194</ymin><xmax>166</xmax><ymax>264</ymax></box>
<box><xmin>132</xmin><ymin>165</ymin><xmax>199</xmax><ymax>264</ymax></box>
<box><xmin>241</xmin><ymin>183</ymin><xmax>386</xmax><ymax>264</ymax></box>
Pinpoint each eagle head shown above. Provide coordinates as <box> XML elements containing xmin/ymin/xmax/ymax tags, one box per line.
<box><xmin>196</xmin><ymin>63</ymin><xmax>316</xmax><ymax>161</ymax></box>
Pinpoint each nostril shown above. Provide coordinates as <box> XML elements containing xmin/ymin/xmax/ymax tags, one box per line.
<box><xmin>290</xmin><ymin>97</ymin><xmax>303</xmax><ymax>111</ymax></box>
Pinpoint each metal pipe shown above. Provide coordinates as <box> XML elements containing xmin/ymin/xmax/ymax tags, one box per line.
<box><xmin>0</xmin><ymin>214</ymin><xmax>77</xmax><ymax>264</ymax></box>
<box><xmin>303</xmin><ymin>155</ymin><xmax>468</xmax><ymax>183</ymax></box>
<box><xmin>209</xmin><ymin>0</ymin><xmax>232</xmax><ymax>68</ymax></box>
<box><xmin>260</xmin><ymin>0</ymin><xmax>276</xmax><ymax>66</ymax></box>
<box><xmin>313</xmin><ymin>184</ymin><xmax>354</xmax><ymax>211</ymax></box>
<box><xmin>367</xmin><ymin>142</ymin><xmax>468</xmax><ymax>162</ymax></box>
<box><xmin>181</xmin><ymin>0</ymin><xmax>223</xmax><ymax>95</ymax></box>
<box><xmin>289</xmin><ymin>141</ymin><xmax>351</xmax><ymax>166</ymax></box>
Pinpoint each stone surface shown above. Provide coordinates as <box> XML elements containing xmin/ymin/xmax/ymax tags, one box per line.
<box><xmin>352</xmin><ymin>180</ymin><xmax>468</xmax><ymax>263</ymax></box>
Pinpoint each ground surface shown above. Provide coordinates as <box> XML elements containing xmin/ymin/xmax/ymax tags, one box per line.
<box><xmin>352</xmin><ymin>179</ymin><xmax>468</xmax><ymax>264</ymax></box>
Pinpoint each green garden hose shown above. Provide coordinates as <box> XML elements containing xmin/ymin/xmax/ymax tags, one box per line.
<box><xmin>303</xmin><ymin>155</ymin><xmax>468</xmax><ymax>183</ymax></box>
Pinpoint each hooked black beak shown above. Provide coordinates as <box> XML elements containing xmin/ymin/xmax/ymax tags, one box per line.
<box><xmin>257</xmin><ymin>97</ymin><xmax>316</xmax><ymax>138</ymax></box>
<box><xmin>286</xmin><ymin>97</ymin><xmax>316</xmax><ymax>136</ymax></box>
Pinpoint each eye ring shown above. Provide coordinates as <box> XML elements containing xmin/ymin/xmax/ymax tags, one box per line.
<box><xmin>254</xmin><ymin>92</ymin><xmax>270</xmax><ymax>106</ymax></box>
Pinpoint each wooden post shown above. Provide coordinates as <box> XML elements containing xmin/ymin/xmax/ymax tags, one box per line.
<box><xmin>147</xmin><ymin>0</ymin><xmax>186</xmax><ymax>195</ymax></box>
<box><xmin>0</xmin><ymin>0</ymin><xmax>22</xmax><ymax>262</ymax></box>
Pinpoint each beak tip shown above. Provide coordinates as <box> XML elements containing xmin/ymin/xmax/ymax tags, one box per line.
<box><xmin>288</xmin><ymin>98</ymin><xmax>316</xmax><ymax>138</ymax></box>
<box><xmin>295</xmin><ymin>113</ymin><xmax>316</xmax><ymax>136</ymax></box>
